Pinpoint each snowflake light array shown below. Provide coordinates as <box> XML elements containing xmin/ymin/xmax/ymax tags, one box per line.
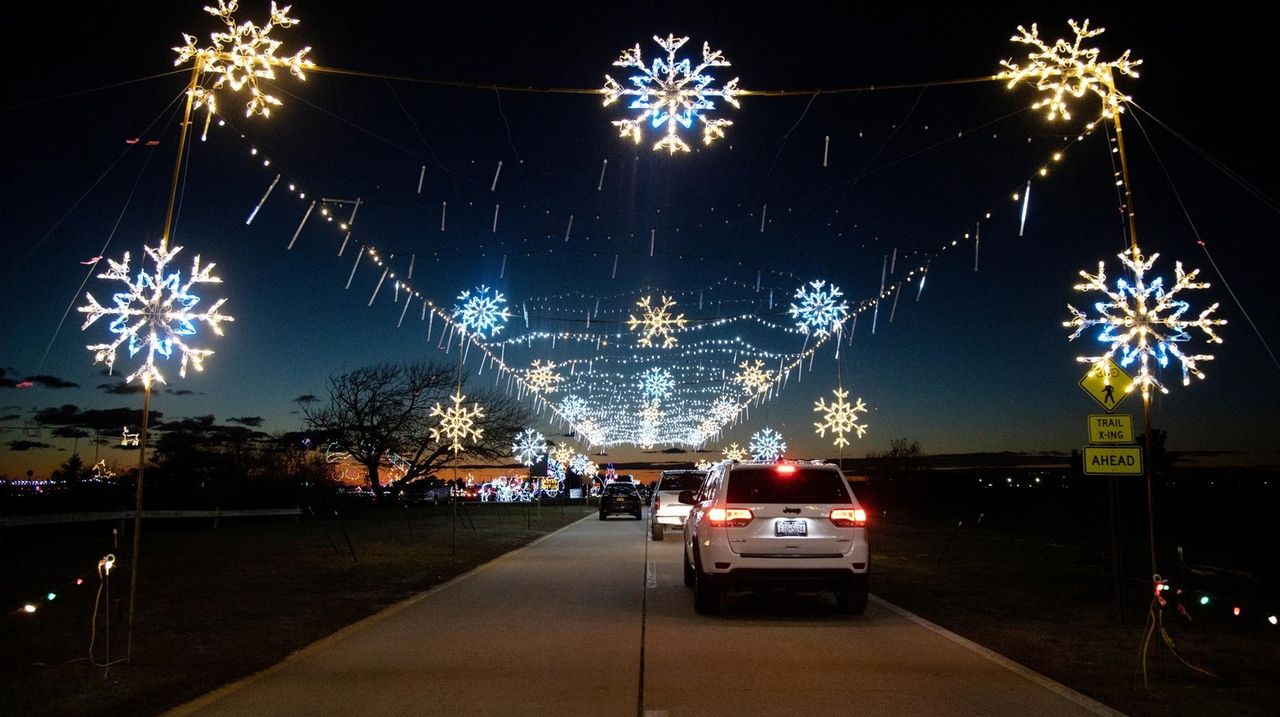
<box><xmin>749</xmin><ymin>428</ymin><xmax>786</xmax><ymax>462</ymax></box>
<box><xmin>998</xmin><ymin>19</ymin><xmax>1141</xmax><ymax>121</ymax></box>
<box><xmin>525</xmin><ymin>360</ymin><xmax>563</xmax><ymax>394</ymax></box>
<box><xmin>78</xmin><ymin>244</ymin><xmax>234</xmax><ymax>388</ymax></box>
<box><xmin>722</xmin><ymin>443</ymin><xmax>748</xmax><ymax>461</ymax></box>
<box><xmin>627</xmin><ymin>295</ymin><xmax>687</xmax><ymax>348</ymax></box>
<box><xmin>789</xmin><ymin>280</ymin><xmax>849</xmax><ymax>337</ymax></box>
<box><xmin>429</xmin><ymin>391</ymin><xmax>485</xmax><ymax>455</ymax></box>
<box><xmin>453</xmin><ymin>285</ymin><xmax>510</xmax><ymax>339</ymax></box>
<box><xmin>602</xmin><ymin>33</ymin><xmax>741</xmax><ymax>154</ymax></box>
<box><xmin>174</xmin><ymin>0</ymin><xmax>314</xmax><ymax>118</ymax></box>
<box><xmin>511</xmin><ymin>428</ymin><xmax>548</xmax><ymax>466</ymax></box>
<box><xmin>1065</xmin><ymin>246</ymin><xmax>1225</xmax><ymax>400</ymax></box>
<box><xmin>733</xmin><ymin>360</ymin><xmax>773</xmax><ymax>396</ymax></box>
<box><xmin>813</xmin><ymin>388</ymin><xmax>869</xmax><ymax>448</ymax></box>
<box><xmin>638</xmin><ymin>367</ymin><xmax>676</xmax><ymax>402</ymax></box>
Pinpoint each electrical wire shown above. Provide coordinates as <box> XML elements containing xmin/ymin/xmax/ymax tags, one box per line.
<box><xmin>0</xmin><ymin>69</ymin><xmax>189</xmax><ymax>112</ymax></box>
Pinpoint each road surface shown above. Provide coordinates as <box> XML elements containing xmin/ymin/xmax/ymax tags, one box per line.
<box><xmin>170</xmin><ymin>510</ymin><xmax>1121</xmax><ymax>716</ymax></box>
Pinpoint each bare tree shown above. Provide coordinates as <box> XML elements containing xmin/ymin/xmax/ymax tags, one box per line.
<box><xmin>303</xmin><ymin>362</ymin><xmax>528</xmax><ymax>496</ymax></box>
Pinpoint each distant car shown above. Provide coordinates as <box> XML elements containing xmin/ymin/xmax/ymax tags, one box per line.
<box><xmin>649</xmin><ymin>469</ymin><xmax>707</xmax><ymax>541</ymax></box>
<box><xmin>599</xmin><ymin>482</ymin><xmax>642</xmax><ymax>520</ymax></box>
<box><xmin>682</xmin><ymin>460</ymin><xmax>869</xmax><ymax>615</ymax></box>
<box><xmin>397</xmin><ymin>480</ymin><xmax>451</xmax><ymax>505</ymax></box>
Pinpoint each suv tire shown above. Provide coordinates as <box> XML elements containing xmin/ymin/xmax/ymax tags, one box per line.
<box><xmin>598</xmin><ymin>511</ymin><xmax>606</xmax><ymax>521</ymax></box>
<box><xmin>693</xmin><ymin>555</ymin><xmax>721</xmax><ymax>614</ymax></box>
<box><xmin>651</xmin><ymin>522</ymin><xmax>664</xmax><ymax>541</ymax></box>
<box><xmin>836</xmin><ymin>573</ymin><xmax>869</xmax><ymax>615</ymax></box>
<box><xmin>683</xmin><ymin>550</ymin><xmax>695</xmax><ymax>587</ymax></box>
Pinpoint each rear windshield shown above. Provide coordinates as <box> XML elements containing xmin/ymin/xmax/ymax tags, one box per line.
<box><xmin>603</xmin><ymin>484</ymin><xmax>637</xmax><ymax>496</ymax></box>
<box><xmin>725</xmin><ymin>467</ymin><xmax>852</xmax><ymax>504</ymax></box>
<box><xmin>658</xmin><ymin>472</ymin><xmax>705</xmax><ymax>491</ymax></box>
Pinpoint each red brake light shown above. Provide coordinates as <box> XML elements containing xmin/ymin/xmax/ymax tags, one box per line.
<box><xmin>708</xmin><ymin>507</ymin><xmax>754</xmax><ymax>527</ymax></box>
<box><xmin>830</xmin><ymin>508</ymin><xmax>867</xmax><ymax>527</ymax></box>
<box><xmin>775</xmin><ymin>464</ymin><xmax>796</xmax><ymax>475</ymax></box>
<box><xmin>653</xmin><ymin>495</ymin><xmax>660</xmax><ymax>510</ymax></box>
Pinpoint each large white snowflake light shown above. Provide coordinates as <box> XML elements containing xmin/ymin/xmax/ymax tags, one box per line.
<box><xmin>525</xmin><ymin>360</ymin><xmax>563</xmax><ymax>394</ymax></box>
<box><xmin>733</xmin><ymin>359</ymin><xmax>773</xmax><ymax>396</ymax></box>
<box><xmin>998</xmin><ymin>19</ymin><xmax>1141</xmax><ymax>121</ymax></box>
<box><xmin>627</xmin><ymin>295</ymin><xmax>687</xmax><ymax>348</ymax></box>
<box><xmin>557</xmin><ymin>394</ymin><xmax>590</xmax><ymax>423</ymax></box>
<box><xmin>173</xmin><ymin>0</ymin><xmax>314</xmax><ymax>118</ymax></box>
<box><xmin>789</xmin><ymin>280</ymin><xmax>849</xmax><ymax>336</ymax></box>
<box><xmin>78</xmin><ymin>244</ymin><xmax>233</xmax><ymax>388</ymax></box>
<box><xmin>722</xmin><ymin>442</ymin><xmax>748</xmax><ymax>461</ymax></box>
<box><xmin>639</xmin><ymin>367</ymin><xmax>676</xmax><ymax>401</ymax></box>
<box><xmin>511</xmin><ymin>428</ymin><xmax>547</xmax><ymax>466</ymax></box>
<box><xmin>1065</xmin><ymin>246</ymin><xmax>1225</xmax><ymax>401</ymax></box>
<box><xmin>709</xmin><ymin>396</ymin><xmax>738</xmax><ymax>425</ymax></box>
<box><xmin>569</xmin><ymin>452</ymin><xmax>598</xmax><ymax>478</ymax></box>
<box><xmin>602</xmin><ymin>33</ymin><xmax>741</xmax><ymax>154</ymax></box>
<box><xmin>813</xmin><ymin>387</ymin><xmax>869</xmax><ymax>448</ymax></box>
<box><xmin>453</xmin><ymin>285</ymin><xmax>511</xmax><ymax>339</ymax></box>
<box><xmin>429</xmin><ymin>391</ymin><xmax>485</xmax><ymax>455</ymax></box>
<box><xmin>749</xmin><ymin>428</ymin><xmax>786</xmax><ymax>461</ymax></box>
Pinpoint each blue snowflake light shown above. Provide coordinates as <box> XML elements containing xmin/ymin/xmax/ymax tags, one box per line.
<box><xmin>602</xmin><ymin>33</ymin><xmax>741</xmax><ymax>154</ymax></box>
<box><xmin>558</xmin><ymin>394</ymin><xmax>590</xmax><ymax>423</ymax></box>
<box><xmin>749</xmin><ymin>428</ymin><xmax>786</xmax><ymax>461</ymax></box>
<box><xmin>639</xmin><ymin>367</ymin><xmax>675</xmax><ymax>401</ymax></box>
<box><xmin>789</xmin><ymin>280</ymin><xmax>849</xmax><ymax>336</ymax></box>
<box><xmin>453</xmin><ymin>285</ymin><xmax>510</xmax><ymax>339</ymax></box>
<box><xmin>78</xmin><ymin>243</ymin><xmax>233</xmax><ymax>388</ymax></box>
<box><xmin>511</xmin><ymin>428</ymin><xmax>547</xmax><ymax>467</ymax></box>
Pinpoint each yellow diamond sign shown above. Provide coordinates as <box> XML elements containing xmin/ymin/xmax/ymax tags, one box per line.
<box><xmin>1078</xmin><ymin>358</ymin><xmax>1134</xmax><ymax>413</ymax></box>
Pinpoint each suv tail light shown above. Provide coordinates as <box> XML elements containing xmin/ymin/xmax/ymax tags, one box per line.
<box><xmin>653</xmin><ymin>494</ymin><xmax>660</xmax><ymax>510</ymax></box>
<box><xmin>708</xmin><ymin>507</ymin><xmax>754</xmax><ymax>528</ymax></box>
<box><xmin>830</xmin><ymin>508</ymin><xmax>867</xmax><ymax>527</ymax></box>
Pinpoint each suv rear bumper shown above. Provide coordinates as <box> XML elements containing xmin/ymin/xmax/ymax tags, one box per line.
<box><xmin>705</xmin><ymin>567</ymin><xmax>867</xmax><ymax>593</ymax></box>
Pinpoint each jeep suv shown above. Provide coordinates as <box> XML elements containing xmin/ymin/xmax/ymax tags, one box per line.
<box><xmin>681</xmin><ymin>460</ymin><xmax>869</xmax><ymax>614</ymax></box>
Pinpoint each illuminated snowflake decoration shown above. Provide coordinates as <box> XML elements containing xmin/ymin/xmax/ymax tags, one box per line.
<box><xmin>1064</xmin><ymin>246</ymin><xmax>1225</xmax><ymax>401</ymax></box>
<box><xmin>998</xmin><ymin>19</ymin><xmax>1141</xmax><ymax>121</ymax></box>
<box><xmin>173</xmin><ymin>0</ymin><xmax>314</xmax><ymax>118</ymax></box>
<box><xmin>511</xmin><ymin>428</ymin><xmax>548</xmax><ymax>467</ymax></box>
<box><xmin>695</xmin><ymin>460</ymin><xmax>714</xmax><ymax>471</ymax></box>
<box><xmin>453</xmin><ymin>285</ymin><xmax>511</xmax><ymax>339</ymax></box>
<box><xmin>627</xmin><ymin>295</ymin><xmax>688</xmax><ymax>348</ymax></box>
<box><xmin>722</xmin><ymin>442</ymin><xmax>748</xmax><ymax>461</ymax></box>
<box><xmin>557</xmin><ymin>394</ymin><xmax>590</xmax><ymax>423</ymax></box>
<box><xmin>577</xmin><ymin>418</ymin><xmax>607</xmax><ymax>447</ymax></box>
<box><xmin>524</xmin><ymin>360</ymin><xmax>563</xmax><ymax>394</ymax></box>
<box><xmin>732</xmin><ymin>360</ymin><xmax>773</xmax><ymax>396</ymax></box>
<box><xmin>749</xmin><ymin>428</ymin><xmax>786</xmax><ymax>461</ymax></box>
<box><xmin>637</xmin><ymin>425</ymin><xmax>659</xmax><ymax>450</ymax></box>
<box><xmin>429</xmin><ymin>391</ymin><xmax>485</xmax><ymax>455</ymax></box>
<box><xmin>709</xmin><ymin>396</ymin><xmax>738</xmax><ymax>425</ymax></box>
<box><xmin>789</xmin><ymin>280</ymin><xmax>849</xmax><ymax>336</ymax></box>
<box><xmin>78</xmin><ymin>244</ymin><xmax>234</xmax><ymax>388</ymax></box>
<box><xmin>638</xmin><ymin>367</ymin><xmax>676</xmax><ymax>402</ymax></box>
<box><xmin>569</xmin><ymin>452</ymin><xmax>597</xmax><ymax>478</ymax></box>
<box><xmin>698</xmin><ymin>417</ymin><xmax>720</xmax><ymax>441</ymax></box>
<box><xmin>813</xmin><ymin>387</ymin><xmax>870</xmax><ymax>448</ymax></box>
<box><xmin>602</xmin><ymin>33</ymin><xmax>741</xmax><ymax>154</ymax></box>
<box><xmin>549</xmin><ymin>442</ymin><xmax>575</xmax><ymax>466</ymax></box>
<box><xmin>640</xmin><ymin>401</ymin><xmax>665</xmax><ymax>425</ymax></box>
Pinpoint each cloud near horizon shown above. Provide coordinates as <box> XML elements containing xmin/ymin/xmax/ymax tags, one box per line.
<box><xmin>8</xmin><ymin>440</ymin><xmax>53</xmax><ymax>451</ymax></box>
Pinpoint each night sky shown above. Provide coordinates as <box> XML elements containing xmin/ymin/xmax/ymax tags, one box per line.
<box><xmin>2</xmin><ymin>2</ymin><xmax>1277</xmax><ymax>476</ymax></box>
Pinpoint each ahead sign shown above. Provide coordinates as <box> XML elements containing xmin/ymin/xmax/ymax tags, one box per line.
<box><xmin>1083</xmin><ymin>446</ymin><xmax>1143</xmax><ymax>475</ymax></box>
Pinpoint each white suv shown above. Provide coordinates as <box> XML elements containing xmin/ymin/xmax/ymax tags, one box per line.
<box><xmin>680</xmin><ymin>460</ymin><xmax>869</xmax><ymax>614</ymax></box>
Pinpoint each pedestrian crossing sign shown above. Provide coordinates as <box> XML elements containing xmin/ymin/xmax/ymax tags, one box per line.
<box><xmin>1078</xmin><ymin>358</ymin><xmax>1134</xmax><ymax>412</ymax></box>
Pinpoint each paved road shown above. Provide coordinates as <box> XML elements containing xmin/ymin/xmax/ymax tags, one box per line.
<box><xmin>171</xmin><ymin>511</ymin><xmax>1120</xmax><ymax>717</ymax></box>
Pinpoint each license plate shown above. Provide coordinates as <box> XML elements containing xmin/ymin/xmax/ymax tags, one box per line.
<box><xmin>614</xmin><ymin>498</ymin><xmax>625</xmax><ymax>503</ymax></box>
<box><xmin>775</xmin><ymin>520</ymin><xmax>807</xmax><ymax>536</ymax></box>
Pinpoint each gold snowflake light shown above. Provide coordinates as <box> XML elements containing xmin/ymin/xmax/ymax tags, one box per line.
<box><xmin>1064</xmin><ymin>246</ymin><xmax>1225</xmax><ymax>401</ymax></box>
<box><xmin>525</xmin><ymin>360</ymin><xmax>563</xmax><ymax>394</ymax></box>
<box><xmin>813</xmin><ymin>387</ymin><xmax>869</xmax><ymax>448</ymax></box>
<box><xmin>627</xmin><ymin>295</ymin><xmax>687</xmax><ymax>348</ymax></box>
<box><xmin>732</xmin><ymin>359</ymin><xmax>773</xmax><ymax>396</ymax></box>
<box><xmin>549</xmin><ymin>442</ymin><xmax>575</xmax><ymax>466</ymax></box>
<box><xmin>429</xmin><ymin>391</ymin><xmax>485</xmax><ymax>455</ymax></box>
<box><xmin>695</xmin><ymin>460</ymin><xmax>714</xmax><ymax>471</ymax></box>
<box><xmin>998</xmin><ymin>19</ymin><xmax>1141</xmax><ymax>121</ymax></box>
<box><xmin>174</xmin><ymin>0</ymin><xmax>314</xmax><ymax>118</ymax></box>
<box><xmin>722</xmin><ymin>443</ymin><xmax>747</xmax><ymax>461</ymax></box>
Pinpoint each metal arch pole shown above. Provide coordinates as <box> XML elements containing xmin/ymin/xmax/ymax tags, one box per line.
<box><xmin>125</xmin><ymin>382</ymin><xmax>152</xmax><ymax>661</ymax></box>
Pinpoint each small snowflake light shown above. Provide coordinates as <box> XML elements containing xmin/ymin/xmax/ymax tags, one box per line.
<box><xmin>640</xmin><ymin>401</ymin><xmax>664</xmax><ymax>425</ymax></box>
<box><xmin>627</xmin><ymin>295</ymin><xmax>687</xmax><ymax>348</ymax></box>
<box><xmin>549</xmin><ymin>441</ymin><xmax>576</xmax><ymax>466</ymax></box>
<box><xmin>722</xmin><ymin>443</ymin><xmax>748</xmax><ymax>461</ymax></box>
<box><xmin>789</xmin><ymin>280</ymin><xmax>849</xmax><ymax>336</ymax></box>
<box><xmin>698</xmin><ymin>416</ymin><xmax>720</xmax><ymax>441</ymax></box>
<box><xmin>813</xmin><ymin>387</ymin><xmax>869</xmax><ymax>448</ymax></box>
<box><xmin>749</xmin><ymin>428</ymin><xmax>786</xmax><ymax>461</ymax></box>
<box><xmin>637</xmin><ymin>425</ymin><xmax>658</xmax><ymax>450</ymax></box>
<box><xmin>733</xmin><ymin>360</ymin><xmax>773</xmax><ymax>396</ymax></box>
<box><xmin>525</xmin><ymin>360</ymin><xmax>563</xmax><ymax>394</ymax></box>
<box><xmin>78</xmin><ymin>244</ymin><xmax>233</xmax><ymax>388</ymax></box>
<box><xmin>453</xmin><ymin>285</ymin><xmax>511</xmax><ymax>339</ymax></box>
<box><xmin>429</xmin><ymin>391</ymin><xmax>485</xmax><ymax>455</ymax></box>
<box><xmin>511</xmin><ymin>428</ymin><xmax>547</xmax><ymax>466</ymax></box>
<box><xmin>1065</xmin><ymin>246</ymin><xmax>1225</xmax><ymax>401</ymax></box>
<box><xmin>602</xmin><ymin>33</ymin><xmax>741</xmax><ymax>154</ymax></box>
<box><xmin>173</xmin><ymin>0</ymin><xmax>314</xmax><ymax>119</ymax></box>
<box><xmin>709</xmin><ymin>396</ymin><xmax>738</xmax><ymax>425</ymax></box>
<box><xmin>639</xmin><ymin>367</ymin><xmax>676</xmax><ymax>401</ymax></box>
<box><xmin>557</xmin><ymin>394</ymin><xmax>590</xmax><ymax>423</ymax></box>
<box><xmin>577</xmin><ymin>418</ymin><xmax>607</xmax><ymax>447</ymax></box>
<box><xmin>998</xmin><ymin>19</ymin><xmax>1141</xmax><ymax>121</ymax></box>
<box><xmin>695</xmin><ymin>460</ymin><xmax>714</xmax><ymax>471</ymax></box>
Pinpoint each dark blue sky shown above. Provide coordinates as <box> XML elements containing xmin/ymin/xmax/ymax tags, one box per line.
<box><xmin>2</xmin><ymin>2</ymin><xmax>1277</xmax><ymax>475</ymax></box>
